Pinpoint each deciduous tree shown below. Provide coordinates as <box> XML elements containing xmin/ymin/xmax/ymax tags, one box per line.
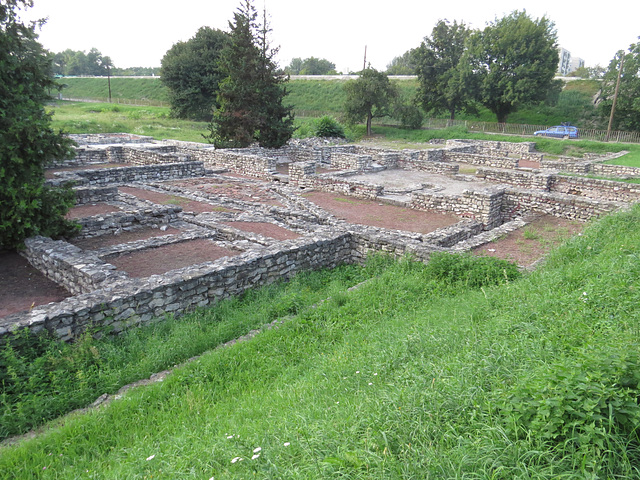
<box><xmin>344</xmin><ymin>68</ymin><xmax>397</xmax><ymax>136</ymax></box>
<box><xmin>160</xmin><ymin>27</ymin><xmax>229</xmax><ymax>121</ymax></box>
<box><xmin>598</xmin><ymin>41</ymin><xmax>640</xmax><ymax>132</ymax></box>
<box><xmin>461</xmin><ymin>11</ymin><xmax>558</xmax><ymax>123</ymax></box>
<box><xmin>415</xmin><ymin>20</ymin><xmax>474</xmax><ymax>120</ymax></box>
<box><xmin>1</xmin><ymin>0</ymin><xmax>78</xmax><ymax>250</ymax></box>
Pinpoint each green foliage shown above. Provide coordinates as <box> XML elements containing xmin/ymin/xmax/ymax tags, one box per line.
<box><xmin>58</xmin><ymin>77</ymin><xmax>168</xmax><ymax>103</ymax></box>
<box><xmin>0</xmin><ymin>0</ymin><xmax>78</xmax><ymax>249</ymax></box>
<box><xmin>598</xmin><ymin>41</ymin><xmax>640</xmax><ymax>132</ymax></box>
<box><xmin>392</xmin><ymin>96</ymin><xmax>424</xmax><ymax>129</ymax></box>
<box><xmin>0</xmin><ymin>262</ymin><xmax>382</xmax><ymax>440</ymax></box>
<box><xmin>504</xmin><ymin>350</ymin><xmax>640</xmax><ymax>463</ymax></box>
<box><xmin>207</xmin><ymin>0</ymin><xmax>294</xmax><ymax>148</ymax></box>
<box><xmin>462</xmin><ymin>11</ymin><xmax>559</xmax><ymax>123</ymax></box>
<box><xmin>314</xmin><ymin>115</ymin><xmax>345</xmax><ymax>138</ymax></box>
<box><xmin>51</xmin><ymin>47</ymin><xmax>112</xmax><ymax>76</ymax></box>
<box><xmin>344</xmin><ymin>68</ymin><xmax>398</xmax><ymax>136</ymax></box>
<box><xmin>160</xmin><ymin>27</ymin><xmax>229</xmax><ymax>121</ymax></box>
<box><xmin>424</xmin><ymin>252</ymin><xmax>521</xmax><ymax>289</ymax></box>
<box><xmin>386</xmin><ymin>49</ymin><xmax>418</xmax><ymax>75</ymax></box>
<box><xmin>415</xmin><ymin>19</ymin><xmax>475</xmax><ymax>120</ymax></box>
<box><xmin>286</xmin><ymin>56</ymin><xmax>337</xmax><ymax>75</ymax></box>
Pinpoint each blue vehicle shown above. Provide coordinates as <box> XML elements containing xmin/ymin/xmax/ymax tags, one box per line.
<box><xmin>534</xmin><ymin>125</ymin><xmax>579</xmax><ymax>139</ymax></box>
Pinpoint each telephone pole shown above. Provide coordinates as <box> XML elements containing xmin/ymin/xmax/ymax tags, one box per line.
<box><xmin>606</xmin><ymin>54</ymin><xmax>624</xmax><ymax>142</ymax></box>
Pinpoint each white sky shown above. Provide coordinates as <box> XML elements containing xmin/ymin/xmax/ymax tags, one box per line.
<box><xmin>20</xmin><ymin>0</ymin><xmax>639</xmax><ymax>73</ymax></box>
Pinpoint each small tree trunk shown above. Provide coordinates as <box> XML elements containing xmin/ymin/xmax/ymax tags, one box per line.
<box><xmin>366</xmin><ymin>112</ymin><xmax>372</xmax><ymax>136</ymax></box>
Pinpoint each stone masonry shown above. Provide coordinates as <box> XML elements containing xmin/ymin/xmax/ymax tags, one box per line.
<box><xmin>2</xmin><ymin>134</ymin><xmax>639</xmax><ymax>343</ymax></box>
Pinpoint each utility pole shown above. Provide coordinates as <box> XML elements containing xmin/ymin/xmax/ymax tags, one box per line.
<box><xmin>363</xmin><ymin>45</ymin><xmax>367</xmax><ymax>72</ymax></box>
<box><xmin>107</xmin><ymin>63</ymin><xmax>112</xmax><ymax>103</ymax></box>
<box><xmin>606</xmin><ymin>54</ymin><xmax>624</xmax><ymax>142</ymax></box>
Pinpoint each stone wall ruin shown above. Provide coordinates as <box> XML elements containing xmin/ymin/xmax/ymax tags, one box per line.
<box><xmin>2</xmin><ymin>134</ymin><xmax>638</xmax><ymax>343</ymax></box>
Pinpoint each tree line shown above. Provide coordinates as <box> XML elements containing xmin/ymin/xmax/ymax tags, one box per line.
<box><xmin>50</xmin><ymin>48</ymin><xmax>160</xmax><ymax>76</ymax></box>
<box><xmin>386</xmin><ymin>16</ymin><xmax>640</xmax><ymax>131</ymax></box>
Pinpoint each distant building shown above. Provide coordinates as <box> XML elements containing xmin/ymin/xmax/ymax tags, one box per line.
<box><xmin>558</xmin><ymin>47</ymin><xmax>572</xmax><ymax>75</ymax></box>
<box><xmin>569</xmin><ymin>57</ymin><xmax>585</xmax><ymax>73</ymax></box>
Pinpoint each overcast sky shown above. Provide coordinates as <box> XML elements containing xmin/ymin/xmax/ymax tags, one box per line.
<box><xmin>20</xmin><ymin>0</ymin><xmax>639</xmax><ymax>73</ymax></box>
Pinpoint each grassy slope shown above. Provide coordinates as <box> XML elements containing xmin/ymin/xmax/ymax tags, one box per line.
<box><xmin>1</xmin><ymin>207</ymin><xmax>640</xmax><ymax>478</ymax></box>
<box><xmin>58</xmin><ymin>77</ymin><xmax>602</xmax><ymax>128</ymax></box>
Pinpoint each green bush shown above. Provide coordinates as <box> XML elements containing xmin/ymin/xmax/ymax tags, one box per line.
<box><xmin>393</xmin><ymin>101</ymin><xmax>424</xmax><ymax>130</ymax></box>
<box><xmin>314</xmin><ymin>115</ymin><xmax>345</xmax><ymax>138</ymax></box>
<box><xmin>503</xmin><ymin>350</ymin><xmax>640</xmax><ymax>465</ymax></box>
<box><xmin>424</xmin><ymin>252</ymin><xmax>521</xmax><ymax>288</ymax></box>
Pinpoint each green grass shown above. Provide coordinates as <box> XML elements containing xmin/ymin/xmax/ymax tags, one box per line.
<box><xmin>58</xmin><ymin>77</ymin><xmax>168</xmax><ymax>103</ymax></box>
<box><xmin>2</xmin><ymin>207</ymin><xmax>640</xmax><ymax>478</ymax></box>
<box><xmin>0</xmin><ymin>262</ymin><xmax>388</xmax><ymax>441</ymax></box>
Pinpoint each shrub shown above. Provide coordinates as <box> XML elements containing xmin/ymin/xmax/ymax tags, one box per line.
<box><xmin>314</xmin><ymin>115</ymin><xmax>345</xmax><ymax>138</ymax></box>
<box><xmin>393</xmin><ymin>101</ymin><xmax>424</xmax><ymax>130</ymax></box>
<box><xmin>503</xmin><ymin>350</ymin><xmax>640</xmax><ymax>467</ymax></box>
<box><xmin>424</xmin><ymin>252</ymin><xmax>521</xmax><ymax>288</ymax></box>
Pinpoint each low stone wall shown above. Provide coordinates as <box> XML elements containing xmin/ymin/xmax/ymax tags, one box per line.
<box><xmin>476</xmin><ymin>168</ymin><xmax>553</xmax><ymax>190</ymax></box>
<box><xmin>550</xmin><ymin>176</ymin><xmax>640</xmax><ymax>203</ymax></box>
<box><xmin>411</xmin><ymin>188</ymin><xmax>506</xmax><ymax>228</ymax></box>
<box><xmin>444</xmin><ymin>151</ymin><xmax>519</xmax><ymax>169</ymax></box>
<box><xmin>60</xmin><ymin>162</ymin><xmax>206</xmax><ymax>186</ymax></box>
<box><xmin>1</xmin><ymin>233</ymin><xmax>355</xmax><ymax>342</ymax></box>
<box><xmin>203</xmin><ymin>150</ymin><xmax>277</xmax><ymax>179</ymax></box>
<box><xmin>74</xmin><ymin>205</ymin><xmax>182</xmax><ymax>239</ymax></box>
<box><xmin>74</xmin><ymin>186</ymin><xmax>119</xmax><ymax>205</ymax></box>
<box><xmin>540</xmin><ymin>158</ymin><xmax>591</xmax><ymax>173</ymax></box>
<box><xmin>591</xmin><ymin>163</ymin><xmax>640</xmax><ymax>178</ymax></box>
<box><xmin>70</xmin><ymin>134</ymin><xmax>154</xmax><ymax>145</ymax></box>
<box><xmin>477</xmin><ymin>167</ymin><xmax>640</xmax><ymax>203</ymax></box>
<box><xmin>502</xmin><ymin>188</ymin><xmax>620</xmax><ymax>221</ymax></box>
<box><xmin>310</xmin><ymin>173</ymin><xmax>384</xmax><ymax>199</ymax></box>
<box><xmin>21</xmin><ymin>236</ymin><xmax>128</xmax><ymax>296</ymax></box>
<box><xmin>397</xmin><ymin>150</ymin><xmax>459</xmax><ymax>174</ymax></box>
<box><xmin>329</xmin><ymin>152</ymin><xmax>372</xmax><ymax>171</ymax></box>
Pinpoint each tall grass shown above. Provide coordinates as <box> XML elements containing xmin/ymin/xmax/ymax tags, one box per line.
<box><xmin>0</xmin><ymin>262</ymin><xmax>388</xmax><ymax>440</ymax></box>
<box><xmin>2</xmin><ymin>206</ymin><xmax>640</xmax><ymax>478</ymax></box>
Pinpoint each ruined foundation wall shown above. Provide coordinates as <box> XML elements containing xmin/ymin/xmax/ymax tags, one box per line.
<box><xmin>2</xmin><ymin>233</ymin><xmax>355</xmax><ymax>342</ymax></box>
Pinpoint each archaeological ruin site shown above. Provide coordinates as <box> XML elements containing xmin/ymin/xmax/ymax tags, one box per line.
<box><xmin>1</xmin><ymin>134</ymin><xmax>638</xmax><ymax>342</ymax></box>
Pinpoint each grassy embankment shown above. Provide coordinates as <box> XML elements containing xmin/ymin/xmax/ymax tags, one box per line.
<box><xmin>58</xmin><ymin>76</ymin><xmax>600</xmax><ymax>126</ymax></box>
<box><xmin>1</xmin><ymin>206</ymin><xmax>640</xmax><ymax>478</ymax></box>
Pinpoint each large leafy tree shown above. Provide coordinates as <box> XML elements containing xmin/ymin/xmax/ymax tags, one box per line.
<box><xmin>344</xmin><ymin>67</ymin><xmax>398</xmax><ymax>136</ymax></box>
<box><xmin>461</xmin><ymin>11</ymin><xmax>558</xmax><ymax>123</ymax></box>
<box><xmin>160</xmin><ymin>27</ymin><xmax>229</xmax><ymax>121</ymax></box>
<box><xmin>207</xmin><ymin>0</ymin><xmax>294</xmax><ymax>148</ymax></box>
<box><xmin>0</xmin><ymin>0</ymin><xmax>77</xmax><ymax>250</ymax></box>
<box><xmin>598</xmin><ymin>41</ymin><xmax>640</xmax><ymax>132</ymax></box>
<box><xmin>415</xmin><ymin>20</ymin><xmax>475</xmax><ymax>120</ymax></box>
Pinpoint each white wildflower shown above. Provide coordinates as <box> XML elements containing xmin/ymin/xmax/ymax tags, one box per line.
<box><xmin>231</xmin><ymin>457</ymin><xmax>242</xmax><ymax>464</ymax></box>
<box><xmin>146</xmin><ymin>455</ymin><xmax>155</xmax><ymax>461</ymax></box>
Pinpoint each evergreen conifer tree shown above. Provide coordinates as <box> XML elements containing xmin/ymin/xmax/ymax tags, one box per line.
<box><xmin>0</xmin><ymin>0</ymin><xmax>78</xmax><ymax>249</ymax></box>
<box><xmin>207</xmin><ymin>0</ymin><xmax>294</xmax><ymax>148</ymax></box>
